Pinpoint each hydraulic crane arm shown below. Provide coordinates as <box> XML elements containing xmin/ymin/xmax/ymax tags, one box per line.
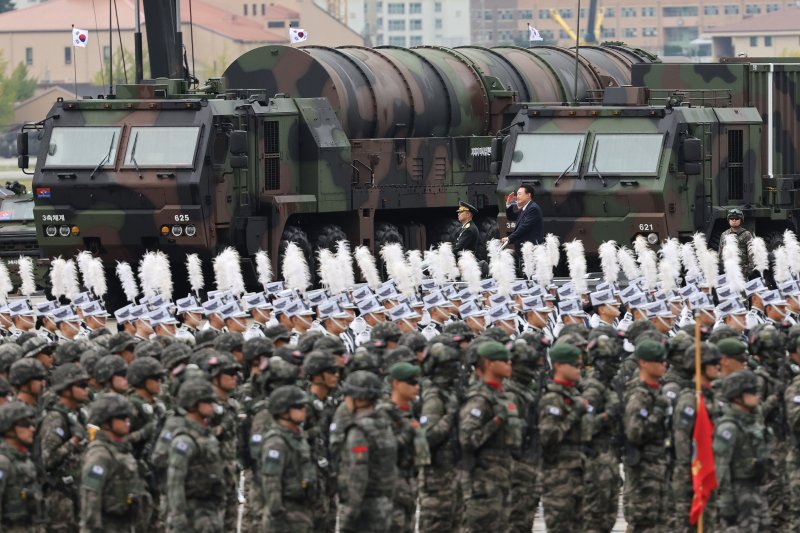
<box><xmin>550</xmin><ymin>8</ymin><xmax>578</xmax><ymax>42</ymax></box>
<box><xmin>141</xmin><ymin>0</ymin><xmax>185</xmax><ymax>80</ymax></box>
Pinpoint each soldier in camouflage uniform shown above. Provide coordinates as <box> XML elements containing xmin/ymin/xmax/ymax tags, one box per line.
<box><xmin>538</xmin><ymin>343</ymin><xmax>590</xmax><ymax>532</ymax></box>
<box><xmin>165</xmin><ymin>378</ymin><xmax>225</xmax><ymax>533</ymax></box>
<box><xmin>418</xmin><ymin>340</ymin><xmax>462</xmax><ymax>532</ymax></box>
<box><xmin>336</xmin><ymin>371</ymin><xmax>398</xmax><ymax>533</ymax></box>
<box><xmin>671</xmin><ymin>342</ymin><xmax>720</xmax><ymax>532</ymax></box>
<box><xmin>714</xmin><ymin>370</ymin><xmax>769</xmax><ymax>532</ymax></box>
<box><xmin>302</xmin><ymin>350</ymin><xmax>339</xmax><ymax>532</ymax></box>
<box><xmin>458</xmin><ymin>341</ymin><xmax>520</xmax><ymax>533</ymax></box>
<box><xmin>622</xmin><ymin>340</ymin><xmax>670</xmax><ymax>532</ymax></box>
<box><xmin>377</xmin><ymin>362</ymin><xmax>429</xmax><ymax>533</ymax></box>
<box><xmin>718</xmin><ymin>208</ymin><xmax>754</xmax><ymax>277</ymax></box>
<box><xmin>9</xmin><ymin>358</ymin><xmax>46</xmax><ymax>409</ymax></box>
<box><xmin>37</xmin><ymin>363</ymin><xmax>90</xmax><ymax>533</ymax></box>
<box><xmin>581</xmin><ymin>334</ymin><xmax>624</xmax><ymax>533</ymax></box>
<box><xmin>0</xmin><ymin>401</ymin><xmax>43</xmax><ymax>532</ymax></box>
<box><xmin>785</xmin><ymin>331</ymin><xmax>800</xmax><ymax>529</ymax></box>
<box><xmin>80</xmin><ymin>393</ymin><xmax>150</xmax><ymax>532</ymax></box>
<box><xmin>259</xmin><ymin>385</ymin><xmax>316</xmax><ymax>532</ymax></box>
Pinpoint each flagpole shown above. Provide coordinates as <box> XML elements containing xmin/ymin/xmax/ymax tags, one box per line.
<box><xmin>527</xmin><ymin>23</ymin><xmax>531</xmax><ymax>49</ymax></box>
<box><xmin>71</xmin><ymin>25</ymin><xmax>78</xmax><ymax>99</ymax></box>
<box><xmin>694</xmin><ymin>316</ymin><xmax>703</xmax><ymax>533</ymax></box>
<box><xmin>574</xmin><ymin>0</ymin><xmax>581</xmax><ymax>103</ymax></box>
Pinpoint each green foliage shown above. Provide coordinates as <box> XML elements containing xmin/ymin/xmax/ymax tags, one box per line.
<box><xmin>0</xmin><ymin>53</ymin><xmax>37</xmax><ymax>127</ymax></box>
<box><xmin>0</xmin><ymin>0</ymin><xmax>15</xmax><ymax>14</ymax></box>
<box><xmin>92</xmin><ymin>47</ymin><xmax>148</xmax><ymax>87</ymax></box>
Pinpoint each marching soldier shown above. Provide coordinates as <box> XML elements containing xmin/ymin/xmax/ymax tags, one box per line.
<box><xmin>454</xmin><ymin>201</ymin><xmax>480</xmax><ymax>254</ymax></box>
<box><xmin>0</xmin><ymin>401</ymin><xmax>43</xmax><ymax>532</ymax></box>
<box><xmin>718</xmin><ymin>208</ymin><xmax>754</xmax><ymax>277</ymax></box>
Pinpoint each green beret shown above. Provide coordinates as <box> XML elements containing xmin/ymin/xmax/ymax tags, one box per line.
<box><xmin>549</xmin><ymin>343</ymin><xmax>581</xmax><ymax>365</ymax></box>
<box><xmin>388</xmin><ymin>362</ymin><xmax>421</xmax><ymax>382</ymax></box>
<box><xmin>717</xmin><ymin>338</ymin><xmax>747</xmax><ymax>358</ymax></box>
<box><xmin>635</xmin><ymin>340</ymin><xmax>666</xmax><ymax>362</ymax></box>
<box><xmin>477</xmin><ymin>341</ymin><xmax>511</xmax><ymax>361</ymax></box>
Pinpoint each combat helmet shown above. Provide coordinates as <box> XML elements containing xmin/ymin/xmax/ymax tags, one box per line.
<box><xmin>9</xmin><ymin>358</ymin><xmax>46</xmax><ymax>387</ymax></box>
<box><xmin>0</xmin><ymin>401</ymin><xmax>35</xmax><ymax>434</ymax></box>
<box><xmin>727</xmin><ymin>208</ymin><xmax>744</xmax><ymax>220</ymax></box>
<box><xmin>708</xmin><ymin>325</ymin><xmax>741</xmax><ymax>345</ymax></box>
<box><xmin>133</xmin><ymin>340</ymin><xmax>163</xmax><ymax>360</ymax></box>
<box><xmin>94</xmin><ymin>355</ymin><xmax>127</xmax><ymax>386</ymax></box>
<box><xmin>268</xmin><ymin>385</ymin><xmax>308</xmax><ymax>415</ymax></box>
<box><xmin>161</xmin><ymin>343</ymin><xmax>192</xmax><ymax>371</ymax></box>
<box><xmin>722</xmin><ymin>370</ymin><xmax>758</xmax><ymax>401</ymax></box>
<box><xmin>748</xmin><ymin>324</ymin><xmax>785</xmax><ymax>362</ymax></box>
<box><xmin>88</xmin><ymin>393</ymin><xmax>134</xmax><ymax>426</ymax></box>
<box><xmin>681</xmin><ymin>342</ymin><xmax>721</xmax><ymax>372</ymax></box>
<box><xmin>106</xmin><ymin>332</ymin><xmax>137</xmax><ymax>355</ymax></box>
<box><xmin>202</xmin><ymin>352</ymin><xmax>241</xmax><ymax>378</ymax></box>
<box><xmin>127</xmin><ymin>356</ymin><xmax>165</xmax><ymax>388</ymax></box>
<box><xmin>49</xmin><ymin>363</ymin><xmax>89</xmax><ymax>393</ymax></box>
<box><xmin>0</xmin><ymin>343</ymin><xmax>23</xmax><ymax>373</ymax></box>
<box><xmin>312</xmin><ymin>336</ymin><xmax>345</xmax><ymax>355</ymax></box>
<box><xmin>370</xmin><ymin>321</ymin><xmax>402</xmax><ymax>343</ymax></box>
<box><xmin>243</xmin><ymin>337</ymin><xmax>274</xmax><ymax>362</ymax></box>
<box><xmin>302</xmin><ymin>351</ymin><xmax>337</xmax><ymax>378</ymax></box>
<box><xmin>23</xmin><ymin>337</ymin><xmax>57</xmax><ymax>361</ymax></box>
<box><xmin>397</xmin><ymin>332</ymin><xmax>427</xmax><ymax>354</ymax></box>
<box><xmin>261</xmin><ymin>356</ymin><xmax>300</xmax><ymax>390</ymax></box>
<box><xmin>177</xmin><ymin>378</ymin><xmax>216</xmax><ymax>409</ymax></box>
<box><xmin>341</xmin><ymin>370</ymin><xmax>383</xmax><ymax>400</ymax></box>
<box><xmin>214</xmin><ymin>332</ymin><xmax>244</xmax><ymax>354</ymax></box>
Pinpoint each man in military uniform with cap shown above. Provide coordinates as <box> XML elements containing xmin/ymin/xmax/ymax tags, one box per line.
<box><xmin>718</xmin><ymin>208</ymin><xmax>754</xmax><ymax>277</ymax></box>
<box><xmin>80</xmin><ymin>393</ymin><xmax>151</xmax><ymax>532</ymax></box>
<box><xmin>622</xmin><ymin>340</ymin><xmax>670</xmax><ymax>532</ymax></box>
<box><xmin>165</xmin><ymin>379</ymin><xmax>226</xmax><ymax>533</ymax></box>
<box><xmin>458</xmin><ymin>340</ymin><xmax>520</xmax><ymax>532</ymax></box>
<box><xmin>0</xmin><ymin>401</ymin><xmax>42</xmax><ymax>532</ymax></box>
<box><xmin>259</xmin><ymin>385</ymin><xmax>316</xmax><ymax>532</ymax></box>
<box><xmin>714</xmin><ymin>370</ymin><xmax>769</xmax><ymax>531</ymax></box>
<box><xmin>37</xmin><ymin>363</ymin><xmax>90</xmax><ymax>533</ymax></box>
<box><xmin>336</xmin><ymin>371</ymin><xmax>397</xmax><ymax>533</ymax></box>
<box><xmin>454</xmin><ymin>201</ymin><xmax>480</xmax><ymax>254</ymax></box>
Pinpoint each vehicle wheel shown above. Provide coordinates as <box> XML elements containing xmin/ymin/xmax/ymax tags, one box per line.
<box><xmin>375</xmin><ymin>222</ymin><xmax>404</xmax><ymax>277</ymax></box>
<box><xmin>476</xmin><ymin>217</ymin><xmax>500</xmax><ymax>261</ymax></box>
<box><xmin>310</xmin><ymin>224</ymin><xmax>348</xmax><ymax>252</ymax></box>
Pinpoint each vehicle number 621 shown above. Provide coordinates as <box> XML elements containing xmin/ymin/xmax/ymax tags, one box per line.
<box><xmin>638</xmin><ymin>223</ymin><xmax>654</xmax><ymax>231</ymax></box>
<box><xmin>174</xmin><ymin>214</ymin><xmax>190</xmax><ymax>222</ymax></box>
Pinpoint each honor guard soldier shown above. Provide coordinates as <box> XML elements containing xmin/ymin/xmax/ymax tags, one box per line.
<box><xmin>454</xmin><ymin>201</ymin><xmax>480</xmax><ymax>254</ymax></box>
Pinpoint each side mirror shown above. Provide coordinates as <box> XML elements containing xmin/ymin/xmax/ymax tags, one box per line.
<box><xmin>17</xmin><ymin>132</ymin><xmax>28</xmax><ymax>170</ymax></box>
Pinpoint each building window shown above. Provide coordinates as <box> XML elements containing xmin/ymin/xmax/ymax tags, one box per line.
<box><xmin>538</xmin><ymin>9</ymin><xmax>550</xmax><ymax>19</ymax></box>
<box><xmin>750</xmin><ymin>36</ymin><xmax>758</xmax><ymax>46</ymax></box>
<box><xmin>641</xmin><ymin>7</ymin><xmax>655</xmax><ymax>16</ymax></box>
<box><xmin>483</xmin><ymin>10</ymin><xmax>492</xmax><ymax>20</ymax></box>
<box><xmin>252</xmin><ymin>4</ymin><xmax>256</xmax><ymax>16</ymax></box>
<box><xmin>765</xmin><ymin>36</ymin><xmax>773</xmax><ymax>46</ymax></box>
<box><xmin>559</xmin><ymin>29</ymin><xmax>570</xmax><ymax>39</ymax></box>
<box><xmin>518</xmin><ymin>9</ymin><xmax>532</xmax><ymax>19</ymax></box>
<box><xmin>540</xmin><ymin>30</ymin><xmax>554</xmax><ymax>40</ymax></box>
<box><xmin>377</xmin><ymin>35</ymin><xmax>384</xmax><ymax>45</ymax></box>
<box><xmin>409</xmin><ymin>2</ymin><xmax>421</xmax><ymax>13</ymax></box>
<box><xmin>377</xmin><ymin>17</ymin><xmax>383</xmax><ymax>26</ymax></box>
<box><xmin>559</xmin><ymin>8</ymin><xmax>572</xmax><ymax>18</ymax></box>
<box><xmin>410</xmin><ymin>19</ymin><xmax>422</xmax><ymax>30</ymax></box>
<box><xmin>376</xmin><ymin>1</ymin><xmax>382</xmax><ymax>10</ymax></box>
<box><xmin>410</xmin><ymin>35</ymin><xmax>422</xmax><ymax>46</ymax></box>
<box><xmin>605</xmin><ymin>7</ymin><xmax>615</xmax><ymax>17</ymax></box>
<box><xmin>261</xmin><ymin>3</ymin><xmax>265</xmax><ymax>15</ymax></box>
<box><xmin>623</xmin><ymin>28</ymin><xmax>637</xmax><ymax>37</ymax></box>
<box><xmin>290</xmin><ymin>19</ymin><xmax>299</xmax><ymax>26</ymax></box>
<box><xmin>663</xmin><ymin>6</ymin><xmax>699</xmax><ymax>16</ymax></box>
<box><xmin>601</xmin><ymin>27</ymin><xmax>616</xmax><ymax>38</ymax></box>
<box><xmin>64</xmin><ymin>47</ymin><xmax>71</xmax><ymax>65</ymax></box>
<box><xmin>704</xmin><ymin>5</ymin><xmax>719</xmax><ymax>15</ymax></box>
<box><xmin>643</xmin><ymin>27</ymin><xmax>658</xmax><ymax>37</ymax></box>
<box><xmin>388</xmin><ymin>20</ymin><xmax>405</xmax><ymax>31</ymax></box>
<box><xmin>767</xmin><ymin>4</ymin><xmax>780</xmax><ymax>13</ymax></box>
<box><xmin>745</xmin><ymin>4</ymin><xmax>761</xmax><ymax>14</ymax></box>
<box><xmin>387</xmin><ymin>3</ymin><xmax>404</xmax><ymax>14</ymax></box>
<box><xmin>267</xmin><ymin>21</ymin><xmax>285</xmax><ymax>28</ymax></box>
<box><xmin>243</xmin><ymin>3</ymin><xmax>247</xmax><ymax>15</ymax></box>
<box><xmin>434</xmin><ymin>2</ymin><xmax>441</xmax><ymax>12</ymax></box>
<box><xmin>622</xmin><ymin>7</ymin><xmax>636</xmax><ymax>17</ymax></box>
<box><xmin>435</xmin><ymin>18</ymin><xmax>442</xmax><ymax>29</ymax></box>
<box><xmin>724</xmin><ymin>5</ymin><xmax>739</xmax><ymax>15</ymax></box>
<box><xmin>389</xmin><ymin>36</ymin><xmax>406</xmax><ymax>46</ymax></box>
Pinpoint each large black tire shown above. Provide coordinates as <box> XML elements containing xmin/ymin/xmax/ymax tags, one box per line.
<box><xmin>375</xmin><ymin>222</ymin><xmax>404</xmax><ymax>248</ymax></box>
<box><xmin>310</xmin><ymin>224</ymin><xmax>348</xmax><ymax>252</ymax></box>
<box><xmin>278</xmin><ymin>225</ymin><xmax>315</xmax><ymax>284</ymax></box>
<box><xmin>476</xmin><ymin>217</ymin><xmax>500</xmax><ymax>261</ymax></box>
<box><xmin>431</xmin><ymin>219</ymin><xmax>462</xmax><ymax>247</ymax></box>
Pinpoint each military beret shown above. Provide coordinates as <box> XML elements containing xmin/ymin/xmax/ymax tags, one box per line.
<box><xmin>635</xmin><ymin>340</ymin><xmax>666</xmax><ymax>362</ymax></box>
<box><xmin>388</xmin><ymin>362</ymin><xmax>421</xmax><ymax>383</ymax></box>
<box><xmin>717</xmin><ymin>338</ymin><xmax>747</xmax><ymax>358</ymax></box>
<box><xmin>476</xmin><ymin>340</ymin><xmax>511</xmax><ymax>361</ymax></box>
<box><xmin>549</xmin><ymin>343</ymin><xmax>581</xmax><ymax>365</ymax></box>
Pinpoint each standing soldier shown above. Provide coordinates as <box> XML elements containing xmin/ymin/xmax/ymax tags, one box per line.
<box><xmin>622</xmin><ymin>340</ymin><xmax>670</xmax><ymax>532</ymax></box>
<box><xmin>714</xmin><ymin>370</ymin><xmax>769</xmax><ymax>531</ymax></box>
<box><xmin>259</xmin><ymin>385</ymin><xmax>316</xmax><ymax>532</ymax></box>
<box><xmin>785</xmin><ymin>338</ymin><xmax>800</xmax><ymax>529</ymax></box>
<box><xmin>538</xmin><ymin>343</ymin><xmax>589</xmax><ymax>532</ymax></box>
<box><xmin>9</xmin><ymin>358</ymin><xmax>46</xmax><ymax>409</ymax></box>
<box><xmin>458</xmin><ymin>341</ymin><xmax>520</xmax><ymax>532</ymax></box>
<box><xmin>454</xmin><ymin>201</ymin><xmax>480</xmax><ymax>254</ymax></box>
<box><xmin>37</xmin><ymin>363</ymin><xmax>90</xmax><ymax>533</ymax></box>
<box><xmin>0</xmin><ymin>401</ymin><xmax>42</xmax><ymax>532</ymax></box>
<box><xmin>336</xmin><ymin>371</ymin><xmax>398</xmax><ymax>533</ymax></box>
<box><xmin>418</xmin><ymin>341</ymin><xmax>462</xmax><ymax>532</ymax></box>
<box><xmin>718</xmin><ymin>208</ymin><xmax>754</xmax><ymax>277</ymax></box>
<box><xmin>165</xmin><ymin>379</ymin><xmax>226</xmax><ymax>533</ymax></box>
<box><xmin>80</xmin><ymin>393</ymin><xmax>151</xmax><ymax>532</ymax></box>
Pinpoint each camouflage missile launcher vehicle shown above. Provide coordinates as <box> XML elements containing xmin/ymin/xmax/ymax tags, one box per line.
<box><xmin>18</xmin><ymin>43</ymin><xmax>652</xmax><ymax>282</ymax></box>
<box><xmin>494</xmin><ymin>55</ymin><xmax>800</xmax><ymax>253</ymax></box>
<box><xmin>0</xmin><ymin>181</ymin><xmax>47</xmax><ymax>288</ymax></box>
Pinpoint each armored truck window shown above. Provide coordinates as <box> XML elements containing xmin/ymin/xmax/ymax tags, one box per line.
<box><xmin>508</xmin><ymin>133</ymin><xmax>584</xmax><ymax>175</ymax></box>
<box><xmin>122</xmin><ymin>127</ymin><xmax>201</xmax><ymax>168</ymax></box>
<box><xmin>44</xmin><ymin>127</ymin><xmax>121</xmax><ymax>168</ymax></box>
<box><xmin>587</xmin><ymin>133</ymin><xmax>664</xmax><ymax>175</ymax></box>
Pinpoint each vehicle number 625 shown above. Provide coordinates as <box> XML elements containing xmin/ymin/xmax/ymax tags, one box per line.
<box><xmin>638</xmin><ymin>223</ymin><xmax>654</xmax><ymax>231</ymax></box>
<box><xmin>174</xmin><ymin>214</ymin><xmax>190</xmax><ymax>222</ymax></box>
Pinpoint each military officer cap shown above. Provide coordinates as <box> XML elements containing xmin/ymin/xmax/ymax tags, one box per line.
<box><xmin>549</xmin><ymin>343</ymin><xmax>581</xmax><ymax>365</ymax></box>
<box><xmin>71</xmin><ymin>292</ymin><xmax>92</xmax><ymax>307</ymax></box>
<box><xmin>341</xmin><ymin>370</ymin><xmax>383</xmax><ymax>400</ymax></box>
<box><xmin>635</xmin><ymin>340</ymin><xmax>667</xmax><ymax>362</ymax></box>
<box><xmin>644</xmin><ymin>301</ymin><xmax>673</xmax><ymax>319</ymax></box>
<box><xmin>50</xmin><ymin>362</ymin><xmax>89</xmax><ymax>393</ymax></box>
<box><xmin>218</xmin><ymin>301</ymin><xmax>248</xmax><ymax>320</ymax></box>
<box><xmin>458</xmin><ymin>300</ymin><xmax>486</xmax><ymax>318</ymax></box>
<box><xmin>356</xmin><ymin>296</ymin><xmax>386</xmax><ymax>316</ymax></box>
<box><xmin>388</xmin><ymin>303</ymin><xmax>418</xmax><ymax>322</ymax></box>
<box><xmin>264</xmin><ymin>280</ymin><xmax>285</xmax><ymax>294</ymax></box>
<box><xmin>760</xmin><ymin>290</ymin><xmax>786</xmax><ymax>307</ymax></box>
<box><xmin>590</xmin><ymin>289</ymin><xmax>617</xmax><ymax>307</ymax></box>
<box><xmin>689</xmin><ymin>293</ymin><xmax>714</xmax><ymax>311</ymax></box>
<box><xmin>80</xmin><ymin>301</ymin><xmax>109</xmax><ymax>318</ymax></box>
<box><xmin>9</xmin><ymin>358</ymin><xmax>46</xmax><ymax>387</ymax></box>
<box><xmin>302</xmin><ymin>351</ymin><xmax>337</xmax><ymax>377</ymax></box>
<box><xmin>0</xmin><ymin>401</ymin><xmax>35</xmax><ymax>434</ymax></box>
<box><xmin>243</xmin><ymin>337</ymin><xmax>274</xmax><ymax>362</ymax></box>
<box><xmin>127</xmin><ymin>356</ymin><xmax>165</xmax><ymax>388</ymax></box>
<box><xmin>722</xmin><ymin>370</ymin><xmax>758</xmax><ymax>401</ymax></box>
<box><xmin>489</xmin><ymin>293</ymin><xmax>511</xmax><ymax>307</ymax></box>
<box><xmin>457</xmin><ymin>201</ymin><xmax>477</xmax><ymax>215</ymax></box>
<box><xmin>177</xmin><ymin>378</ymin><xmax>216</xmax><ymax>409</ymax></box>
<box><xmin>241</xmin><ymin>292</ymin><xmax>271</xmax><ymax>312</ymax></box>
<box><xmin>480</xmin><ymin>278</ymin><xmax>497</xmax><ymax>291</ymax></box>
<box><xmin>306</xmin><ymin>289</ymin><xmax>328</xmax><ymax>307</ymax></box>
<box><xmin>8</xmin><ymin>300</ymin><xmax>34</xmax><ymax>317</ymax></box>
<box><xmin>727</xmin><ymin>208</ymin><xmax>744</xmax><ymax>219</ymax></box>
<box><xmin>35</xmin><ymin>300</ymin><xmax>58</xmax><ymax>317</ymax></box>
<box><xmin>318</xmin><ymin>300</ymin><xmax>349</xmax><ymax>320</ymax></box>
<box><xmin>487</xmin><ymin>304</ymin><xmax>516</xmax><ymax>323</ymax></box>
<box><xmin>175</xmin><ymin>295</ymin><xmax>204</xmax><ymax>314</ymax></box>
<box><xmin>476</xmin><ymin>340</ymin><xmax>511</xmax><ymax>361</ymax></box>
<box><xmin>113</xmin><ymin>305</ymin><xmax>134</xmax><ymax>325</ymax></box>
<box><xmin>779</xmin><ymin>280</ymin><xmax>800</xmax><ymax>297</ymax></box>
<box><xmin>678</xmin><ymin>284</ymin><xmax>699</xmax><ymax>300</ymax></box>
<box><xmin>743</xmin><ymin>278</ymin><xmax>767</xmax><ymax>297</ymax></box>
<box><xmin>556</xmin><ymin>283</ymin><xmax>577</xmax><ymax>300</ymax></box>
<box><xmin>376</xmin><ymin>281</ymin><xmax>399</xmax><ymax>302</ymax></box>
<box><xmin>558</xmin><ymin>299</ymin><xmax>586</xmax><ymax>317</ymax></box>
<box><xmin>52</xmin><ymin>306</ymin><xmax>79</xmax><ymax>324</ymax></box>
<box><xmin>88</xmin><ymin>393</ymin><xmax>134</xmax><ymax>426</ymax></box>
<box><xmin>268</xmin><ymin>385</ymin><xmax>308</xmax><ymax>415</ymax></box>
<box><xmin>388</xmin><ymin>361</ymin><xmax>421</xmax><ymax>383</ymax></box>
<box><xmin>715</xmin><ymin>285</ymin><xmax>737</xmax><ymax>301</ymax></box>
<box><xmin>423</xmin><ymin>291</ymin><xmax>448</xmax><ymax>310</ymax></box>
<box><xmin>715</xmin><ymin>299</ymin><xmax>746</xmax><ymax>319</ymax></box>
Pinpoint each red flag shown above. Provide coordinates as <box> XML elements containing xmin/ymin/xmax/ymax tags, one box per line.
<box><xmin>690</xmin><ymin>395</ymin><xmax>717</xmax><ymax>525</ymax></box>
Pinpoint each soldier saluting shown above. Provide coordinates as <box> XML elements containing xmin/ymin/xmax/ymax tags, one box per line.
<box><xmin>454</xmin><ymin>201</ymin><xmax>479</xmax><ymax>254</ymax></box>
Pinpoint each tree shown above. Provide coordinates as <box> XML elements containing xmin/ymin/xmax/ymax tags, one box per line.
<box><xmin>0</xmin><ymin>0</ymin><xmax>15</xmax><ymax>14</ymax></box>
<box><xmin>0</xmin><ymin>54</ymin><xmax>38</xmax><ymax>128</ymax></box>
<box><xmin>92</xmin><ymin>47</ymin><xmax>145</xmax><ymax>87</ymax></box>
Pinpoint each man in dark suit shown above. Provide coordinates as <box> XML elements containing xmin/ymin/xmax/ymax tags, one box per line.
<box><xmin>454</xmin><ymin>201</ymin><xmax>480</xmax><ymax>254</ymax></box>
<box><xmin>501</xmin><ymin>183</ymin><xmax>544</xmax><ymax>249</ymax></box>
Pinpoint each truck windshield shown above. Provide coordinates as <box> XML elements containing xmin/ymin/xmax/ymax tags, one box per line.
<box><xmin>508</xmin><ymin>133</ymin><xmax>584</xmax><ymax>175</ymax></box>
<box><xmin>44</xmin><ymin>127</ymin><xmax>121</xmax><ymax>168</ymax></box>
<box><xmin>122</xmin><ymin>127</ymin><xmax>201</xmax><ymax>168</ymax></box>
<box><xmin>588</xmin><ymin>133</ymin><xmax>664</xmax><ymax>175</ymax></box>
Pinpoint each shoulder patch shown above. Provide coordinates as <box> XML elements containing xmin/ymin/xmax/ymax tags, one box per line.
<box><xmin>666</xmin><ymin>391</ymin><xmax>677</xmax><ymax>400</ymax></box>
<box><xmin>639</xmin><ymin>408</ymin><xmax>649</xmax><ymax>418</ymax></box>
<box><xmin>682</xmin><ymin>406</ymin><xmax>695</xmax><ymax>417</ymax></box>
<box><xmin>793</xmin><ymin>395</ymin><xmax>800</xmax><ymax>404</ymax></box>
<box><xmin>465</xmin><ymin>222</ymin><xmax>471</xmax><ymax>228</ymax></box>
<box><xmin>142</xmin><ymin>404</ymin><xmax>154</xmax><ymax>415</ymax></box>
<box><xmin>89</xmin><ymin>464</ymin><xmax>105</xmax><ymax>477</ymax></box>
<box><xmin>55</xmin><ymin>427</ymin><xmax>65</xmax><ymax>438</ymax></box>
<box><xmin>161</xmin><ymin>431</ymin><xmax>173</xmax><ymax>442</ymax></box>
<box><xmin>0</xmin><ymin>469</ymin><xmax>5</xmax><ymax>480</ymax></box>
<box><xmin>420</xmin><ymin>415</ymin><xmax>428</xmax><ymax>425</ymax></box>
<box><xmin>470</xmin><ymin>408</ymin><xmax>482</xmax><ymax>418</ymax></box>
<box><xmin>329</xmin><ymin>422</ymin><xmax>337</xmax><ymax>433</ymax></box>
<box><xmin>174</xmin><ymin>440</ymin><xmax>189</xmax><ymax>454</ymax></box>
<box><xmin>266</xmin><ymin>449</ymin><xmax>280</xmax><ymax>460</ymax></box>
<box><xmin>352</xmin><ymin>445</ymin><xmax>368</xmax><ymax>453</ymax></box>
<box><xmin>251</xmin><ymin>434</ymin><xmax>263</xmax><ymax>444</ymax></box>
<box><xmin>721</xmin><ymin>429</ymin><xmax>732</xmax><ymax>441</ymax></box>
<box><xmin>547</xmin><ymin>406</ymin><xmax>561</xmax><ymax>416</ymax></box>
